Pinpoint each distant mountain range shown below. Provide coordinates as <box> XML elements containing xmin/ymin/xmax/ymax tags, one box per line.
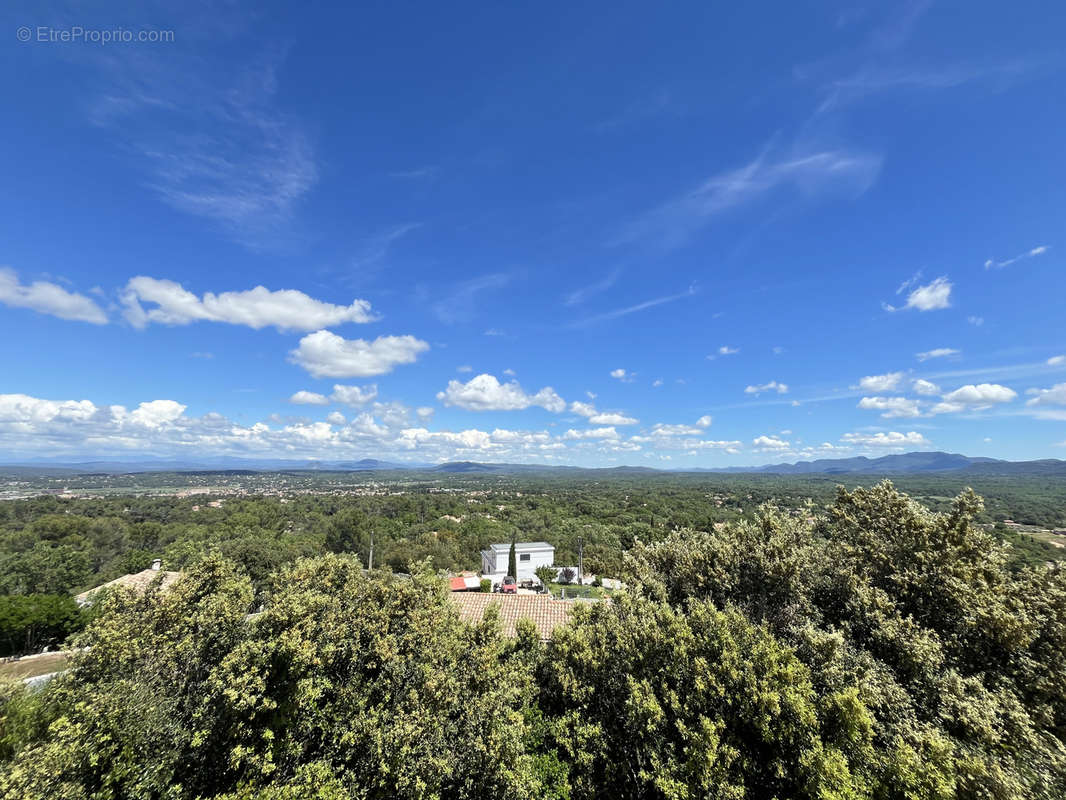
<box><xmin>691</xmin><ymin>451</ymin><xmax>1066</xmax><ymax>475</ymax></box>
<box><xmin>1</xmin><ymin>452</ymin><xmax>1064</xmax><ymax>477</ymax></box>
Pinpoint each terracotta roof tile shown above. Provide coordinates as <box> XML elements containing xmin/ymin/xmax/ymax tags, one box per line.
<box><xmin>450</xmin><ymin>592</ymin><xmax>576</xmax><ymax>640</ymax></box>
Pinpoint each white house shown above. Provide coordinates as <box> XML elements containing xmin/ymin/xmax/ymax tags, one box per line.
<box><xmin>481</xmin><ymin>541</ymin><xmax>555</xmax><ymax>583</ymax></box>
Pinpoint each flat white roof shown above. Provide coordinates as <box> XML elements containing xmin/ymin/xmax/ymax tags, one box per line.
<box><xmin>487</xmin><ymin>541</ymin><xmax>553</xmax><ymax>552</ymax></box>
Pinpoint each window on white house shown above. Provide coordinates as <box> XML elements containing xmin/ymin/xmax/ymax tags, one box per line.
<box><xmin>520</xmin><ymin>554</ymin><xmax>530</xmax><ymax>561</ymax></box>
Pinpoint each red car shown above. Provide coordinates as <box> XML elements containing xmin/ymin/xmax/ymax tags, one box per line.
<box><xmin>499</xmin><ymin>576</ymin><xmax>517</xmax><ymax>594</ymax></box>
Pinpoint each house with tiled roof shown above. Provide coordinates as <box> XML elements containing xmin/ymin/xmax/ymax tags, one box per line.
<box><xmin>449</xmin><ymin>592</ymin><xmax>577</xmax><ymax>640</ymax></box>
<box><xmin>74</xmin><ymin>560</ymin><xmax>182</xmax><ymax>606</ymax></box>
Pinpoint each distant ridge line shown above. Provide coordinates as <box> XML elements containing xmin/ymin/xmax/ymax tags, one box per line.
<box><xmin>1</xmin><ymin>451</ymin><xmax>1064</xmax><ymax>477</ymax></box>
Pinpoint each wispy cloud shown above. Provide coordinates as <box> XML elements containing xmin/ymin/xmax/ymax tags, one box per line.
<box><xmin>84</xmin><ymin>37</ymin><xmax>316</xmax><ymax>249</ymax></box>
<box><xmin>984</xmin><ymin>245</ymin><xmax>1049</xmax><ymax>270</ymax></box>
<box><xmin>817</xmin><ymin>60</ymin><xmax>1034</xmax><ymax>113</ymax></box>
<box><xmin>563</xmin><ymin>268</ymin><xmax>621</xmax><ymax>306</ymax></box>
<box><xmin>614</xmin><ymin>144</ymin><xmax>881</xmax><ymax>249</ymax></box>
<box><xmin>390</xmin><ymin>166</ymin><xmax>438</xmax><ymax>180</ymax></box>
<box><xmin>916</xmin><ymin>347</ymin><xmax>960</xmax><ymax>362</ymax></box>
<box><xmin>432</xmin><ymin>273</ymin><xmax>513</xmax><ymax>324</ymax></box>
<box><xmin>351</xmin><ymin>223</ymin><xmax>422</xmax><ymax>272</ymax></box>
<box><xmin>569</xmin><ymin>285</ymin><xmax>697</xmax><ymax>328</ymax></box>
<box><xmin>597</xmin><ymin>88</ymin><xmax>683</xmax><ymax>131</ymax></box>
<box><xmin>801</xmin><ymin>0</ymin><xmax>1034</xmax><ymax>114</ymax></box>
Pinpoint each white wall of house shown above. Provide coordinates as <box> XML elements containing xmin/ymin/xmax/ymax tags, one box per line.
<box><xmin>481</xmin><ymin>542</ymin><xmax>555</xmax><ymax>581</ymax></box>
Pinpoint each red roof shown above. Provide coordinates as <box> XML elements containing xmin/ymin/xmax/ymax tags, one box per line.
<box><xmin>448</xmin><ymin>577</ymin><xmax>468</xmax><ymax>591</ymax></box>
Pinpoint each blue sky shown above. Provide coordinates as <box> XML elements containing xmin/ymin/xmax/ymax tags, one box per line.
<box><xmin>1</xmin><ymin>0</ymin><xmax>1064</xmax><ymax>466</ymax></box>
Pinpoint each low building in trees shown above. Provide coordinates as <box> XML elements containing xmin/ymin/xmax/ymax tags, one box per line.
<box><xmin>480</xmin><ymin>541</ymin><xmax>554</xmax><ymax>585</ymax></box>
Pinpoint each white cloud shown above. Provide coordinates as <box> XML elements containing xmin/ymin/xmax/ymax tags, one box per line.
<box><xmin>1026</xmin><ymin>383</ymin><xmax>1066</xmax><ymax>407</ymax></box>
<box><xmin>916</xmin><ymin>348</ymin><xmax>960</xmax><ymax>362</ymax></box>
<box><xmin>563</xmin><ymin>427</ymin><xmax>620</xmax><ymax>440</ymax></box>
<box><xmin>941</xmin><ymin>383</ymin><xmax>1017</xmax><ymax>405</ymax></box>
<box><xmin>652</xmin><ymin>379</ymin><xmax>663</xmax><ymax>387</ymax></box>
<box><xmin>753</xmin><ymin>435</ymin><xmax>791</xmax><ymax>450</ymax></box>
<box><xmin>289</xmin><ymin>331</ymin><xmax>429</xmax><ymax>378</ymax></box>
<box><xmin>0</xmin><ymin>394</ymin><xmax>99</xmax><ymax>424</ymax></box>
<box><xmin>610</xmin><ymin>368</ymin><xmax>635</xmax><ymax>382</ymax></box>
<box><xmin>457</xmin><ymin>365</ymin><xmax>473</xmax><ymax>373</ymax></box>
<box><xmin>570</xmin><ymin>401</ymin><xmax>596</xmax><ymax>418</ymax></box>
<box><xmin>841</xmin><ymin>431</ymin><xmax>930</xmax><ymax>448</ymax></box>
<box><xmin>968</xmin><ymin>316</ymin><xmax>984</xmax><ymax>327</ymax></box>
<box><xmin>128</xmin><ymin>400</ymin><xmax>187</xmax><ymax>428</ymax></box>
<box><xmin>696</xmin><ymin>415</ymin><xmax>712</xmax><ymax>427</ymax></box>
<box><xmin>1048</xmin><ymin>355</ymin><xmax>1065</xmax><ymax>366</ymax></box>
<box><xmin>0</xmin><ymin>391</ymin><xmax>733</xmax><ymax>465</ymax></box>
<box><xmin>857</xmin><ymin>396</ymin><xmax>921</xmax><ymax>418</ymax></box>
<box><xmin>437</xmin><ymin>374</ymin><xmax>565</xmax><ymax>413</ymax></box>
<box><xmin>591</xmin><ymin>411</ymin><xmax>635</xmax><ymax>427</ymax></box>
<box><xmin>330</xmin><ymin>384</ymin><xmax>379</xmax><ymax>407</ymax></box>
<box><xmin>883</xmin><ymin>276</ymin><xmax>952</xmax><ymax>312</ymax></box>
<box><xmin>502</xmin><ymin>368</ymin><xmax>516</xmax><ymax>376</ymax></box>
<box><xmin>650</xmin><ymin>423</ymin><xmax>703</xmax><ymax>437</ymax></box>
<box><xmin>984</xmin><ymin>245</ymin><xmax>1049</xmax><ymax>270</ymax></box>
<box><xmin>858</xmin><ymin>372</ymin><xmax>903</xmax><ymax>392</ymax></box>
<box><xmin>0</xmin><ymin>392</ymin><xmax>581</xmax><ymax>463</ymax></box>
<box><xmin>121</xmin><ymin>277</ymin><xmax>375</xmax><ymax>331</ymax></box>
<box><xmin>930</xmin><ymin>383</ymin><xmax>1017</xmax><ymax>414</ymax></box>
<box><xmin>0</xmin><ymin>268</ymin><xmax>108</xmax><ymax>324</ymax></box>
<box><xmin>569</xmin><ymin>401</ymin><xmax>637</xmax><ymax>425</ymax></box>
<box><xmin>912</xmin><ymin>379</ymin><xmax>941</xmax><ymax>396</ymax></box>
<box><xmin>289</xmin><ymin>390</ymin><xmax>329</xmax><ymax>405</ymax></box>
<box><xmin>745</xmin><ymin>381</ymin><xmax>788</xmax><ymax>395</ymax></box>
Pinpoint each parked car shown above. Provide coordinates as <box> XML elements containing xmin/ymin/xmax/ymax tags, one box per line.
<box><xmin>500</xmin><ymin>575</ymin><xmax>517</xmax><ymax>594</ymax></box>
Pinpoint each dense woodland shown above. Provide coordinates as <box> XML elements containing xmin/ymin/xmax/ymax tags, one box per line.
<box><xmin>2</xmin><ymin>471</ymin><xmax>1065</xmax><ymax>590</ymax></box>
<box><xmin>0</xmin><ymin>480</ymin><xmax>1062</xmax><ymax>798</ymax></box>
<box><xmin>0</xmin><ymin>475</ymin><xmax>1063</xmax><ymax>797</ymax></box>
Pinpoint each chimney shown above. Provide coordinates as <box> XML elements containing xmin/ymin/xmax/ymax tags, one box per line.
<box><xmin>151</xmin><ymin>559</ymin><xmax>162</xmax><ymax>571</ymax></box>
